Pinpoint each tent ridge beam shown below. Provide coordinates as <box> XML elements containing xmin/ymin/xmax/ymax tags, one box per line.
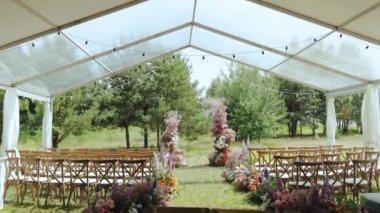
<box><xmin>0</xmin><ymin>0</ymin><xmax>147</xmax><ymax>51</ymax></box>
<box><xmin>53</xmin><ymin>45</ymin><xmax>189</xmax><ymax>96</ymax></box>
<box><xmin>15</xmin><ymin>0</ymin><xmax>57</xmax><ymax>28</ymax></box>
<box><xmin>194</xmin><ymin>22</ymin><xmax>368</xmax><ymax>83</ymax></box>
<box><xmin>14</xmin><ymin>22</ymin><xmax>192</xmax><ymax>86</ymax></box>
<box><xmin>249</xmin><ymin>0</ymin><xmax>380</xmax><ymax>45</ymax></box>
<box><xmin>190</xmin><ymin>45</ymin><xmax>327</xmax><ymax>92</ymax></box>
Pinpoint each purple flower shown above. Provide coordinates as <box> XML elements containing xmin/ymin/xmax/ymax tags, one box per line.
<box><xmin>275</xmin><ymin>172</ymin><xmax>284</xmax><ymax>192</ymax></box>
<box><xmin>263</xmin><ymin>167</ymin><xmax>269</xmax><ymax>180</ymax></box>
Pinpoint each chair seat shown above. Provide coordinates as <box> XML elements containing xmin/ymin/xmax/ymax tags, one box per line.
<box><xmin>346</xmin><ymin>178</ymin><xmax>369</xmax><ymax>185</ymax></box>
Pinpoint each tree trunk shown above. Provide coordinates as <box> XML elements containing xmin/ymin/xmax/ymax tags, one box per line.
<box><xmin>125</xmin><ymin>123</ymin><xmax>130</xmax><ymax>148</ymax></box>
<box><xmin>289</xmin><ymin>119</ymin><xmax>298</xmax><ymax>137</ymax></box>
<box><xmin>144</xmin><ymin>127</ymin><xmax>148</xmax><ymax>148</ymax></box>
<box><xmin>156</xmin><ymin>122</ymin><xmax>160</xmax><ymax>148</ymax></box>
<box><xmin>300</xmin><ymin>123</ymin><xmax>303</xmax><ymax>137</ymax></box>
<box><xmin>52</xmin><ymin>131</ymin><xmax>59</xmax><ymax>148</ymax></box>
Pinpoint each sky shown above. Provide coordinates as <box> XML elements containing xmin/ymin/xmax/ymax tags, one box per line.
<box><xmin>181</xmin><ymin>48</ymin><xmax>231</xmax><ymax>95</ymax></box>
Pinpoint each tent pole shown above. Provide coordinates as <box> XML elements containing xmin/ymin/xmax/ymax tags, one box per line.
<box><xmin>326</xmin><ymin>96</ymin><xmax>336</xmax><ymax>146</ymax></box>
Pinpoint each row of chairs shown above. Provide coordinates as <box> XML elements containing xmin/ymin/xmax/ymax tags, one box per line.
<box><xmin>285</xmin><ymin>159</ymin><xmax>377</xmax><ymax>202</ymax></box>
<box><xmin>4</xmin><ymin>150</ymin><xmax>154</xmax><ymax>208</ymax></box>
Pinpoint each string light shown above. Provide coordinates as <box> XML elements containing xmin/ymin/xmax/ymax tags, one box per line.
<box><xmin>113</xmin><ymin>48</ymin><xmax>116</xmax><ymax>52</ymax></box>
<box><xmin>32</xmin><ymin>43</ymin><xmax>35</xmax><ymax>47</ymax></box>
<box><xmin>85</xmin><ymin>41</ymin><xmax>88</xmax><ymax>45</ymax></box>
<box><xmin>339</xmin><ymin>34</ymin><xmax>342</xmax><ymax>38</ymax></box>
<box><xmin>366</xmin><ymin>45</ymin><xmax>369</xmax><ymax>49</ymax></box>
<box><xmin>172</xmin><ymin>55</ymin><xmax>175</xmax><ymax>59</ymax></box>
<box><xmin>233</xmin><ymin>54</ymin><xmax>236</xmax><ymax>59</ymax></box>
<box><xmin>142</xmin><ymin>52</ymin><xmax>145</xmax><ymax>56</ymax></box>
<box><xmin>202</xmin><ymin>56</ymin><xmax>205</xmax><ymax>60</ymax></box>
<box><xmin>313</xmin><ymin>38</ymin><xmax>317</xmax><ymax>42</ymax></box>
<box><xmin>57</xmin><ymin>31</ymin><xmax>61</xmax><ymax>35</ymax></box>
<box><xmin>285</xmin><ymin>46</ymin><xmax>288</xmax><ymax>50</ymax></box>
<box><xmin>261</xmin><ymin>50</ymin><xmax>265</xmax><ymax>55</ymax></box>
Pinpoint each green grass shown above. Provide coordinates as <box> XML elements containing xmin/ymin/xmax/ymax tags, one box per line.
<box><xmin>2</xmin><ymin>128</ymin><xmax>371</xmax><ymax>212</ymax></box>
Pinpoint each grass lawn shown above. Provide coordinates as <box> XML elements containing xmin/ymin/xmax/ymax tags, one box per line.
<box><xmin>2</xmin><ymin>128</ymin><xmax>370</xmax><ymax>212</ymax></box>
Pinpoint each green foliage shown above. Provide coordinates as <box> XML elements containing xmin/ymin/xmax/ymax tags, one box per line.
<box><xmin>207</xmin><ymin>64</ymin><xmax>286</xmax><ymax>141</ymax></box>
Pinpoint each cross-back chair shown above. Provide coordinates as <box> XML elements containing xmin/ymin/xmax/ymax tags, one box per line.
<box><xmin>289</xmin><ymin>161</ymin><xmax>323</xmax><ymax>189</ymax></box>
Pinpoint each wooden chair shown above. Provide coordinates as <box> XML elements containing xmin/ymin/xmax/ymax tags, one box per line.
<box><xmin>364</xmin><ymin>151</ymin><xmax>380</xmax><ymax>190</ymax></box>
<box><xmin>274</xmin><ymin>155</ymin><xmax>296</xmax><ymax>185</ymax></box>
<box><xmin>89</xmin><ymin>159</ymin><xmax>116</xmax><ymax>197</ymax></box>
<box><xmin>299</xmin><ymin>149</ymin><xmax>319</xmax><ymax>155</ymax></box>
<box><xmin>346</xmin><ymin>160</ymin><xmax>376</xmax><ymax>203</ymax></box>
<box><xmin>319</xmin><ymin>160</ymin><xmax>349</xmax><ymax>195</ymax></box>
<box><xmin>277</xmin><ymin>150</ymin><xmax>299</xmax><ymax>156</ymax></box>
<box><xmin>333</xmin><ymin>145</ymin><xmax>344</xmax><ymax>149</ymax></box>
<box><xmin>257</xmin><ymin>150</ymin><xmax>278</xmax><ymax>172</ymax></box>
<box><xmin>337</xmin><ymin>147</ymin><xmax>353</xmax><ymax>160</ymax></box>
<box><xmin>116</xmin><ymin>159</ymin><xmax>146</xmax><ymax>185</ymax></box>
<box><xmin>297</xmin><ymin>154</ymin><xmax>320</xmax><ymax>163</ymax></box>
<box><xmin>301</xmin><ymin>146</ymin><xmax>318</xmax><ymax>150</ymax></box>
<box><xmin>287</xmin><ymin>146</ymin><xmax>302</xmax><ymax>150</ymax></box>
<box><xmin>353</xmin><ymin>147</ymin><xmax>366</xmax><ymax>153</ymax></box>
<box><xmin>319</xmin><ymin>145</ymin><xmax>331</xmax><ymax>149</ymax></box>
<box><xmin>21</xmin><ymin>157</ymin><xmax>42</xmax><ymax>206</ymax></box>
<box><xmin>41</xmin><ymin>159</ymin><xmax>67</xmax><ymax>207</ymax></box>
<box><xmin>66</xmin><ymin>159</ymin><xmax>90</xmax><ymax>207</ymax></box>
<box><xmin>4</xmin><ymin>157</ymin><xmax>23</xmax><ymax>203</ymax></box>
<box><xmin>289</xmin><ymin>161</ymin><xmax>322</xmax><ymax>189</ymax></box>
<box><xmin>268</xmin><ymin>147</ymin><xmax>286</xmax><ymax>151</ymax></box>
<box><xmin>248</xmin><ymin>147</ymin><xmax>266</xmax><ymax>168</ymax></box>
<box><xmin>321</xmin><ymin>153</ymin><xmax>340</xmax><ymax>162</ymax></box>
<box><xmin>320</xmin><ymin>148</ymin><xmax>338</xmax><ymax>154</ymax></box>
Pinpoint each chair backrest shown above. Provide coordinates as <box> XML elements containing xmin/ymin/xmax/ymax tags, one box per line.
<box><xmin>364</xmin><ymin>151</ymin><xmax>380</xmax><ymax>161</ymax></box>
<box><xmin>353</xmin><ymin>147</ymin><xmax>366</xmax><ymax>152</ymax></box>
<box><xmin>277</xmin><ymin>150</ymin><xmax>299</xmax><ymax>156</ymax></box>
<box><xmin>287</xmin><ymin>146</ymin><xmax>302</xmax><ymax>150</ymax></box>
<box><xmin>337</xmin><ymin>148</ymin><xmax>353</xmax><ymax>160</ymax></box>
<box><xmin>346</xmin><ymin>152</ymin><xmax>362</xmax><ymax>161</ymax></box>
<box><xmin>294</xmin><ymin>161</ymin><xmax>322</xmax><ymax>187</ymax></box>
<box><xmin>6</xmin><ymin>157</ymin><xmax>22</xmax><ymax>181</ymax></box>
<box><xmin>5</xmin><ymin>150</ymin><xmax>17</xmax><ymax>158</ymax></box>
<box><xmin>21</xmin><ymin>157</ymin><xmax>40</xmax><ymax>183</ymax></box>
<box><xmin>365</xmin><ymin>147</ymin><xmax>375</xmax><ymax>151</ymax></box>
<box><xmin>299</xmin><ymin>149</ymin><xmax>319</xmax><ymax>155</ymax></box>
<box><xmin>320</xmin><ymin>148</ymin><xmax>338</xmax><ymax>154</ymax></box>
<box><xmin>41</xmin><ymin>159</ymin><xmax>65</xmax><ymax>184</ymax></box>
<box><xmin>274</xmin><ymin>155</ymin><xmax>296</xmax><ymax>180</ymax></box>
<box><xmin>66</xmin><ymin>159</ymin><xmax>89</xmax><ymax>186</ymax></box>
<box><xmin>297</xmin><ymin>154</ymin><xmax>320</xmax><ymax>162</ymax></box>
<box><xmin>117</xmin><ymin>159</ymin><xmax>146</xmax><ymax>185</ymax></box>
<box><xmin>302</xmin><ymin>146</ymin><xmax>318</xmax><ymax>150</ymax></box>
<box><xmin>352</xmin><ymin>160</ymin><xmax>376</xmax><ymax>189</ymax></box>
<box><xmin>332</xmin><ymin>145</ymin><xmax>344</xmax><ymax>149</ymax></box>
<box><xmin>323</xmin><ymin>160</ymin><xmax>349</xmax><ymax>186</ymax></box>
<box><xmin>321</xmin><ymin>153</ymin><xmax>340</xmax><ymax>162</ymax></box>
<box><xmin>257</xmin><ymin>150</ymin><xmax>277</xmax><ymax>171</ymax></box>
<box><xmin>90</xmin><ymin>159</ymin><xmax>116</xmax><ymax>185</ymax></box>
<box><xmin>319</xmin><ymin>145</ymin><xmax>331</xmax><ymax>149</ymax></box>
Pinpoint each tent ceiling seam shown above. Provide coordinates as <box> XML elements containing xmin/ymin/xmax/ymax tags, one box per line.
<box><xmin>13</xmin><ymin>22</ymin><xmax>192</xmax><ymax>86</ymax></box>
<box><xmin>249</xmin><ymin>0</ymin><xmax>380</xmax><ymax>45</ymax></box>
<box><xmin>61</xmin><ymin>32</ymin><xmax>113</xmax><ymax>74</ymax></box>
<box><xmin>52</xmin><ymin>45</ymin><xmax>190</xmax><ymax>96</ymax></box>
<box><xmin>190</xmin><ymin>45</ymin><xmax>327</xmax><ymax>92</ymax></box>
<box><xmin>0</xmin><ymin>0</ymin><xmax>147</xmax><ymax>51</ymax></box>
<box><xmin>193</xmin><ymin>22</ymin><xmax>368</xmax><ymax>83</ymax></box>
<box><xmin>188</xmin><ymin>0</ymin><xmax>198</xmax><ymax>46</ymax></box>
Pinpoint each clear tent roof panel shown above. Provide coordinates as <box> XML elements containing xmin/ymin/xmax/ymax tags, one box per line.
<box><xmin>195</xmin><ymin>0</ymin><xmax>332</xmax><ymax>54</ymax></box>
<box><xmin>272</xmin><ymin>59</ymin><xmax>363</xmax><ymax>91</ymax></box>
<box><xmin>98</xmin><ymin>27</ymin><xmax>191</xmax><ymax>72</ymax></box>
<box><xmin>0</xmin><ymin>33</ymin><xmax>88</xmax><ymax>85</ymax></box>
<box><xmin>299</xmin><ymin>32</ymin><xmax>380</xmax><ymax>81</ymax></box>
<box><xmin>63</xmin><ymin>0</ymin><xmax>193</xmax><ymax>56</ymax></box>
<box><xmin>191</xmin><ymin>27</ymin><xmax>287</xmax><ymax>70</ymax></box>
<box><xmin>19</xmin><ymin>60</ymin><xmax>108</xmax><ymax>95</ymax></box>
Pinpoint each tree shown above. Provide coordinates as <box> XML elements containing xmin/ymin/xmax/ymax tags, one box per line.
<box><xmin>51</xmin><ymin>88</ymin><xmax>96</xmax><ymax>148</ymax></box>
<box><xmin>207</xmin><ymin>64</ymin><xmax>286</xmax><ymax>141</ymax></box>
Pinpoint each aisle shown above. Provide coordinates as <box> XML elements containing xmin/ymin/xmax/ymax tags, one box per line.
<box><xmin>170</xmin><ymin>154</ymin><xmax>258</xmax><ymax>210</ymax></box>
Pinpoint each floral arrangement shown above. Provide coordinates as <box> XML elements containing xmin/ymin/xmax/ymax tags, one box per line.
<box><xmin>248</xmin><ymin>173</ymin><xmax>354</xmax><ymax>213</ymax></box>
<box><xmin>84</xmin><ymin>180</ymin><xmax>160</xmax><ymax>213</ymax></box>
<box><xmin>221</xmin><ymin>147</ymin><xmax>262</xmax><ymax>193</ymax></box>
<box><xmin>207</xmin><ymin>99</ymin><xmax>236</xmax><ymax>166</ymax></box>
<box><xmin>157</xmin><ymin>169</ymin><xmax>180</xmax><ymax>200</ymax></box>
<box><xmin>160</xmin><ymin>111</ymin><xmax>186</xmax><ymax>169</ymax></box>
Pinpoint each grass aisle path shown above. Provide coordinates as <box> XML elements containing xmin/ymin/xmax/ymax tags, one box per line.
<box><xmin>170</xmin><ymin>152</ymin><xmax>258</xmax><ymax>210</ymax></box>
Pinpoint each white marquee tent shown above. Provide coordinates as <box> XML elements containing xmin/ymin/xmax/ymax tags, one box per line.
<box><xmin>1</xmin><ymin>0</ymin><xmax>380</xmax><ymax>209</ymax></box>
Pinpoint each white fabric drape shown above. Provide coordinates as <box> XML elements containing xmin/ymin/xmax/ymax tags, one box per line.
<box><xmin>42</xmin><ymin>99</ymin><xmax>53</xmax><ymax>149</ymax></box>
<box><xmin>361</xmin><ymin>84</ymin><xmax>380</xmax><ymax>150</ymax></box>
<box><xmin>326</xmin><ymin>97</ymin><xmax>337</xmax><ymax>146</ymax></box>
<box><xmin>0</xmin><ymin>88</ymin><xmax>20</xmax><ymax>209</ymax></box>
